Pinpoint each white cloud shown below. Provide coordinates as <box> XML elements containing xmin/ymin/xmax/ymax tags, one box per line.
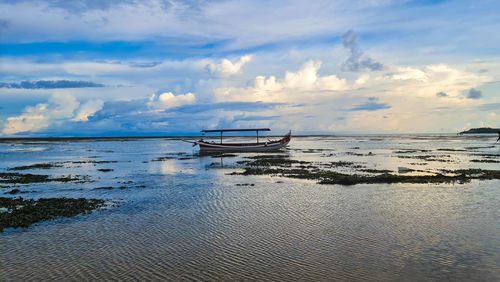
<box><xmin>1</xmin><ymin>94</ymin><xmax>107</xmax><ymax>135</ymax></box>
<box><xmin>72</xmin><ymin>100</ymin><xmax>104</xmax><ymax>121</ymax></box>
<box><xmin>2</xmin><ymin>94</ymin><xmax>79</xmax><ymax>135</ymax></box>
<box><xmin>215</xmin><ymin>60</ymin><xmax>348</xmax><ymax>102</ymax></box>
<box><xmin>388</xmin><ymin>64</ymin><xmax>489</xmax><ymax>99</ymax></box>
<box><xmin>147</xmin><ymin>92</ymin><xmax>196</xmax><ymax>111</ymax></box>
<box><xmin>208</xmin><ymin>55</ymin><xmax>252</xmax><ymax>76</ymax></box>
<box><xmin>392</xmin><ymin>67</ymin><xmax>428</xmax><ymax>82</ymax></box>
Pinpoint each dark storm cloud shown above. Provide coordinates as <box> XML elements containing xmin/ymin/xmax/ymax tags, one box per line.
<box><xmin>341</xmin><ymin>30</ymin><xmax>384</xmax><ymax>72</ymax></box>
<box><xmin>0</xmin><ymin>80</ymin><xmax>105</xmax><ymax>89</ymax></box>
<box><xmin>467</xmin><ymin>88</ymin><xmax>482</xmax><ymax>99</ymax></box>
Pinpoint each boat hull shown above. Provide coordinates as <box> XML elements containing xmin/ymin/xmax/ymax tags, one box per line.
<box><xmin>199</xmin><ymin>141</ymin><xmax>288</xmax><ymax>152</ymax></box>
<box><xmin>197</xmin><ymin>131</ymin><xmax>291</xmax><ymax>152</ymax></box>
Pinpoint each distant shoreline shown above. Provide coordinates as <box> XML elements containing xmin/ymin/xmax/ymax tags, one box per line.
<box><xmin>459</xmin><ymin>127</ymin><xmax>500</xmax><ymax>135</ymax></box>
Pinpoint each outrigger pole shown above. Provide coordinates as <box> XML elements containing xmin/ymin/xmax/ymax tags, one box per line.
<box><xmin>200</xmin><ymin>128</ymin><xmax>271</xmax><ymax>144</ymax></box>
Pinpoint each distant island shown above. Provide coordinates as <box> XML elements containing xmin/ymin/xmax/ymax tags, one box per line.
<box><xmin>459</xmin><ymin>127</ymin><xmax>500</xmax><ymax>134</ymax></box>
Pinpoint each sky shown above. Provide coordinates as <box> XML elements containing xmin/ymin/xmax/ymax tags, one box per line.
<box><xmin>0</xmin><ymin>0</ymin><xmax>499</xmax><ymax>136</ymax></box>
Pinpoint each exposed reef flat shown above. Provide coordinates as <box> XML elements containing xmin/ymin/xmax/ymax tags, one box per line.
<box><xmin>234</xmin><ymin>154</ymin><xmax>500</xmax><ymax>185</ymax></box>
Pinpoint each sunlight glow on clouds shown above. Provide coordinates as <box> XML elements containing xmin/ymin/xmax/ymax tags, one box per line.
<box><xmin>387</xmin><ymin>64</ymin><xmax>489</xmax><ymax>99</ymax></box>
<box><xmin>2</xmin><ymin>94</ymin><xmax>102</xmax><ymax>135</ymax></box>
<box><xmin>215</xmin><ymin>60</ymin><xmax>348</xmax><ymax>102</ymax></box>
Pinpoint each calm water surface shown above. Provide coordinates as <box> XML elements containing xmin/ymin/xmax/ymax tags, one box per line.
<box><xmin>1</xmin><ymin>135</ymin><xmax>499</xmax><ymax>281</ymax></box>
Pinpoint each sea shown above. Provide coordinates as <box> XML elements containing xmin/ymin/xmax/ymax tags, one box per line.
<box><xmin>1</xmin><ymin>134</ymin><xmax>499</xmax><ymax>281</ymax></box>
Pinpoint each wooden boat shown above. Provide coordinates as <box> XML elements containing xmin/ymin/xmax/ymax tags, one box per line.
<box><xmin>190</xmin><ymin>128</ymin><xmax>291</xmax><ymax>152</ymax></box>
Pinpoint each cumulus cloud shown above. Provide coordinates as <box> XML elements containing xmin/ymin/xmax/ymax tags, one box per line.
<box><xmin>72</xmin><ymin>100</ymin><xmax>104</xmax><ymax>121</ymax></box>
<box><xmin>436</xmin><ymin>91</ymin><xmax>448</xmax><ymax>97</ymax></box>
<box><xmin>392</xmin><ymin>67</ymin><xmax>428</xmax><ymax>82</ymax></box>
<box><xmin>215</xmin><ymin>60</ymin><xmax>348</xmax><ymax>102</ymax></box>
<box><xmin>0</xmin><ymin>80</ymin><xmax>104</xmax><ymax>89</ymax></box>
<box><xmin>1</xmin><ymin>94</ymin><xmax>105</xmax><ymax>135</ymax></box>
<box><xmin>341</xmin><ymin>30</ymin><xmax>383</xmax><ymax>72</ymax></box>
<box><xmin>467</xmin><ymin>88</ymin><xmax>482</xmax><ymax>99</ymax></box>
<box><xmin>386</xmin><ymin>64</ymin><xmax>489</xmax><ymax>98</ymax></box>
<box><xmin>208</xmin><ymin>55</ymin><xmax>252</xmax><ymax>76</ymax></box>
<box><xmin>147</xmin><ymin>92</ymin><xmax>196</xmax><ymax>111</ymax></box>
<box><xmin>2</xmin><ymin>94</ymin><xmax>79</xmax><ymax>135</ymax></box>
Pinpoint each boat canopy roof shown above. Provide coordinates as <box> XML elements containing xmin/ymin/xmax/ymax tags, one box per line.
<box><xmin>201</xmin><ymin>128</ymin><xmax>270</xmax><ymax>133</ymax></box>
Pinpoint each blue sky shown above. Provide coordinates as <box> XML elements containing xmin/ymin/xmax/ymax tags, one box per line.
<box><xmin>0</xmin><ymin>0</ymin><xmax>499</xmax><ymax>136</ymax></box>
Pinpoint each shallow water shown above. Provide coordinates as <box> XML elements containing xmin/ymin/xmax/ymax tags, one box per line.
<box><xmin>1</xmin><ymin>135</ymin><xmax>499</xmax><ymax>281</ymax></box>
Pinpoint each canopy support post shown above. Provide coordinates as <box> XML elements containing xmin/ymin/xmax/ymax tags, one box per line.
<box><xmin>256</xmin><ymin>130</ymin><xmax>259</xmax><ymax>143</ymax></box>
<box><xmin>220</xmin><ymin>132</ymin><xmax>223</xmax><ymax>144</ymax></box>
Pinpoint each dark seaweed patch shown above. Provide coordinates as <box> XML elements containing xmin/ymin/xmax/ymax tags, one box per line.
<box><xmin>238</xmin><ymin>155</ymin><xmax>310</xmax><ymax>167</ymax></box>
<box><xmin>361</xmin><ymin>169</ymin><xmax>393</xmax><ymax>173</ymax></box>
<box><xmin>393</xmin><ymin>149</ymin><xmax>432</xmax><ymax>154</ymax></box>
<box><xmin>97</xmin><ymin>169</ymin><xmax>114</xmax><ymax>172</ymax></box>
<box><xmin>94</xmin><ymin>186</ymin><xmax>114</xmax><ymax>190</ymax></box>
<box><xmin>437</xmin><ymin>148</ymin><xmax>467</xmax><ymax>152</ymax></box>
<box><xmin>8</xmin><ymin>163</ymin><xmax>63</xmax><ymax>171</ymax></box>
<box><xmin>210</xmin><ymin>154</ymin><xmax>238</xmax><ymax>158</ymax></box>
<box><xmin>70</xmin><ymin>160</ymin><xmax>118</xmax><ymax>164</ymax></box>
<box><xmin>4</xmin><ymin>189</ymin><xmax>21</xmax><ymax>195</ymax></box>
<box><xmin>396</xmin><ymin>155</ymin><xmax>453</xmax><ymax>162</ymax></box>
<box><xmin>470</xmin><ymin>154</ymin><xmax>500</xmax><ymax>158</ymax></box>
<box><xmin>470</xmin><ymin>159</ymin><xmax>500</xmax><ymax>163</ymax></box>
<box><xmin>0</xmin><ymin>172</ymin><xmax>83</xmax><ymax>184</ymax></box>
<box><xmin>0</xmin><ymin>197</ymin><xmax>105</xmax><ymax>232</ymax></box>
<box><xmin>345</xmin><ymin>152</ymin><xmax>365</xmax><ymax>156</ymax></box>
<box><xmin>151</xmin><ymin>156</ymin><xmax>176</xmax><ymax>161</ymax></box>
